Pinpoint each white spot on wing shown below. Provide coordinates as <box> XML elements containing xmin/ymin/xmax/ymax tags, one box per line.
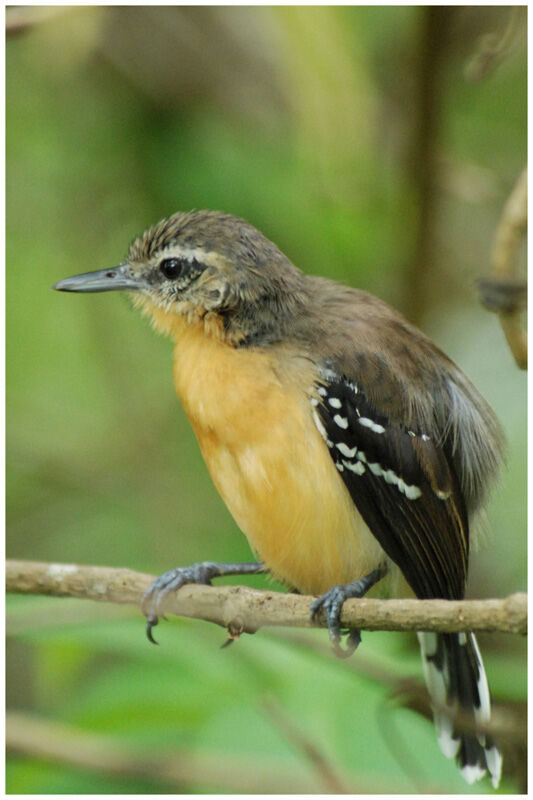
<box><xmin>328</xmin><ymin>397</ymin><xmax>342</xmax><ymax>409</ymax></box>
<box><xmin>382</xmin><ymin>469</ymin><xmax>396</xmax><ymax>485</ymax></box>
<box><xmin>367</xmin><ymin>463</ymin><xmax>421</xmax><ymax>499</ymax></box>
<box><xmin>404</xmin><ymin>483</ymin><xmax>422</xmax><ymax>499</ymax></box>
<box><xmin>343</xmin><ymin>459</ymin><xmax>366</xmax><ymax>475</ymax></box>
<box><xmin>333</xmin><ymin>415</ymin><xmax>348</xmax><ymax>429</ymax></box>
<box><xmin>336</xmin><ymin>442</ymin><xmax>357</xmax><ymax>458</ymax></box>
<box><xmin>358</xmin><ymin>417</ymin><xmax>385</xmax><ymax>434</ymax></box>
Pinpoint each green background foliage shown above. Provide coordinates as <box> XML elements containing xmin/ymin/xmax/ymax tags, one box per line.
<box><xmin>7</xmin><ymin>6</ymin><xmax>526</xmax><ymax>793</ymax></box>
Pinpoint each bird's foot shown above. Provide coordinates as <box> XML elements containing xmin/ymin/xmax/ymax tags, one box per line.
<box><xmin>310</xmin><ymin>565</ymin><xmax>387</xmax><ymax>659</ymax></box>
<box><xmin>142</xmin><ymin>560</ymin><xmax>264</xmax><ymax>644</ymax></box>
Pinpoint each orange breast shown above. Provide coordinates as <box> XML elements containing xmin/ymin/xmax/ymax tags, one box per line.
<box><xmin>170</xmin><ymin>317</ymin><xmax>387</xmax><ymax>595</ymax></box>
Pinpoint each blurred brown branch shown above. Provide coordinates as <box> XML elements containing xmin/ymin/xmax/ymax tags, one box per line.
<box><xmin>5</xmin><ymin>710</ymin><xmax>346</xmax><ymax>793</ymax></box>
<box><xmin>6</xmin><ymin>560</ymin><xmax>526</xmax><ymax>636</ymax></box>
<box><xmin>406</xmin><ymin>7</ymin><xmax>456</xmax><ymax>325</ymax></box>
<box><xmin>479</xmin><ymin>166</ymin><xmax>527</xmax><ymax>369</ymax></box>
<box><xmin>465</xmin><ymin>7</ymin><xmax>524</xmax><ymax>83</ymax></box>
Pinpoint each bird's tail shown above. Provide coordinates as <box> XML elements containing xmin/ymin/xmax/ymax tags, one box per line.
<box><xmin>417</xmin><ymin>631</ymin><xmax>502</xmax><ymax>787</ymax></box>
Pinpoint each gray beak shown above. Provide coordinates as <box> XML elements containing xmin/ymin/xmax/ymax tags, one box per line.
<box><xmin>52</xmin><ymin>264</ymin><xmax>142</xmax><ymax>293</ymax></box>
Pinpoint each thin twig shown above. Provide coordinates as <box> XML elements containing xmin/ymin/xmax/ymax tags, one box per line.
<box><xmin>262</xmin><ymin>696</ymin><xmax>350</xmax><ymax>793</ymax></box>
<box><xmin>6</xmin><ymin>560</ymin><xmax>527</xmax><ymax>636</ymax></box>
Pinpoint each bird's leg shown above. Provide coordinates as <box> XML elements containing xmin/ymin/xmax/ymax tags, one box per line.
<box><xmin>142</xmin><ymin>561</ymin><xmax>265</xmax><ymax>643</ymax></box>
<box><xmin>310</xmin><ymin>564</ymin><xmax>388</xmax><ymax>659</ymax></box>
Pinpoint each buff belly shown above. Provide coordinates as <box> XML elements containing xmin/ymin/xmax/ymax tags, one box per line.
<box><xmin>171</xmin><ymin>324</ymin><xmax>387</xmax><ymax>595</ymax></box>
<box><xmin>194</xmin><ymin>421</ymin><xmax>387</xmax><ymax>595</ymax></box>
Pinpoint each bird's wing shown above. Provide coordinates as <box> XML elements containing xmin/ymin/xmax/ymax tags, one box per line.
<box><xmin>311</xmin><ymin>370</ymin><xmax>469</xmax><ymax>600</ymax></box>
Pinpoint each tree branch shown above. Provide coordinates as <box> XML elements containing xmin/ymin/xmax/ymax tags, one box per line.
<box><xmin>6</xmin><ymin>560</ymin><xmax>526</xmax><ymax>636</ymax></box>
<box><xmin>479</xmin><ymin>165</ymin><xmax>527</xmax><ymax>369</ymax></box>
<box><xmin>6</xmin><ymin>710</ymin><xmax>349</xmax><ymax>794</ymax></box>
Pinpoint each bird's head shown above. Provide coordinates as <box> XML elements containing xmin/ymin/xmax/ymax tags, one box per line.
<box><xmin>53</xmin><ymin>210</ymin><xmax>306</xmax><ymax>345</ymax></box>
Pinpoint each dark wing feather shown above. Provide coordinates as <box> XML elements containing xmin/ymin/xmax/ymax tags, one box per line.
<box><xmin>313</xmin><ymin>373</ymin><xmax>468</xmax><ymax>600</ymax></box>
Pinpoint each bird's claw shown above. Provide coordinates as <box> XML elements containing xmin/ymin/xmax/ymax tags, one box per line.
<box><xmin>310</xmin><ymin>567</ymin><xmax>387</xmax><ymax>658</ymax></box>
<box><xmin>145</xmin><ymin>613</ymin><xmax>159</xmax><ymax>645</ymax></box>
<box><xmin>142</xmin><ymin>562</ymin><xmax>218</xmax><ymax>644</ymax></box>
<box><xmin>311</xmin><ymin>584</ymin><xmax>362</xmax><ymax>659</ymax></box>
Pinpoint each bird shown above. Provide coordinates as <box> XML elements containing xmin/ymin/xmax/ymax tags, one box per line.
<box><xmin>53</xmin><ymin>209</ymin><xmax>504</xmax><ymax>787</ymax></box>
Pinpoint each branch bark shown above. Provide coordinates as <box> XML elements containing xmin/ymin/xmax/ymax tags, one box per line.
<box><xmin>6</xmin><ymin>559</ymin><xmax>526</xmax><ymax>636</ymax></box>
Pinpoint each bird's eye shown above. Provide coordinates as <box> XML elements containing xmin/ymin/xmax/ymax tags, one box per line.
<box><xmin>159</xmin><ymin>258</ymin><xmax>183</xmax><ymax>280</ymax></box>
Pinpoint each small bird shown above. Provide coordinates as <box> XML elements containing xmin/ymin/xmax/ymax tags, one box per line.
<box><xmin>54</xmin><ymin>209</ymin><xmax>504</xmax><ymax>787</ymax></box>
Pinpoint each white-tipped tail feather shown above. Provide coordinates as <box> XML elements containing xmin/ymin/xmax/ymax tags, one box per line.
<box><xmin>418</xmin><ymin>631</ymin><xmax>502</xmax><ymax>788</ymax></box>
